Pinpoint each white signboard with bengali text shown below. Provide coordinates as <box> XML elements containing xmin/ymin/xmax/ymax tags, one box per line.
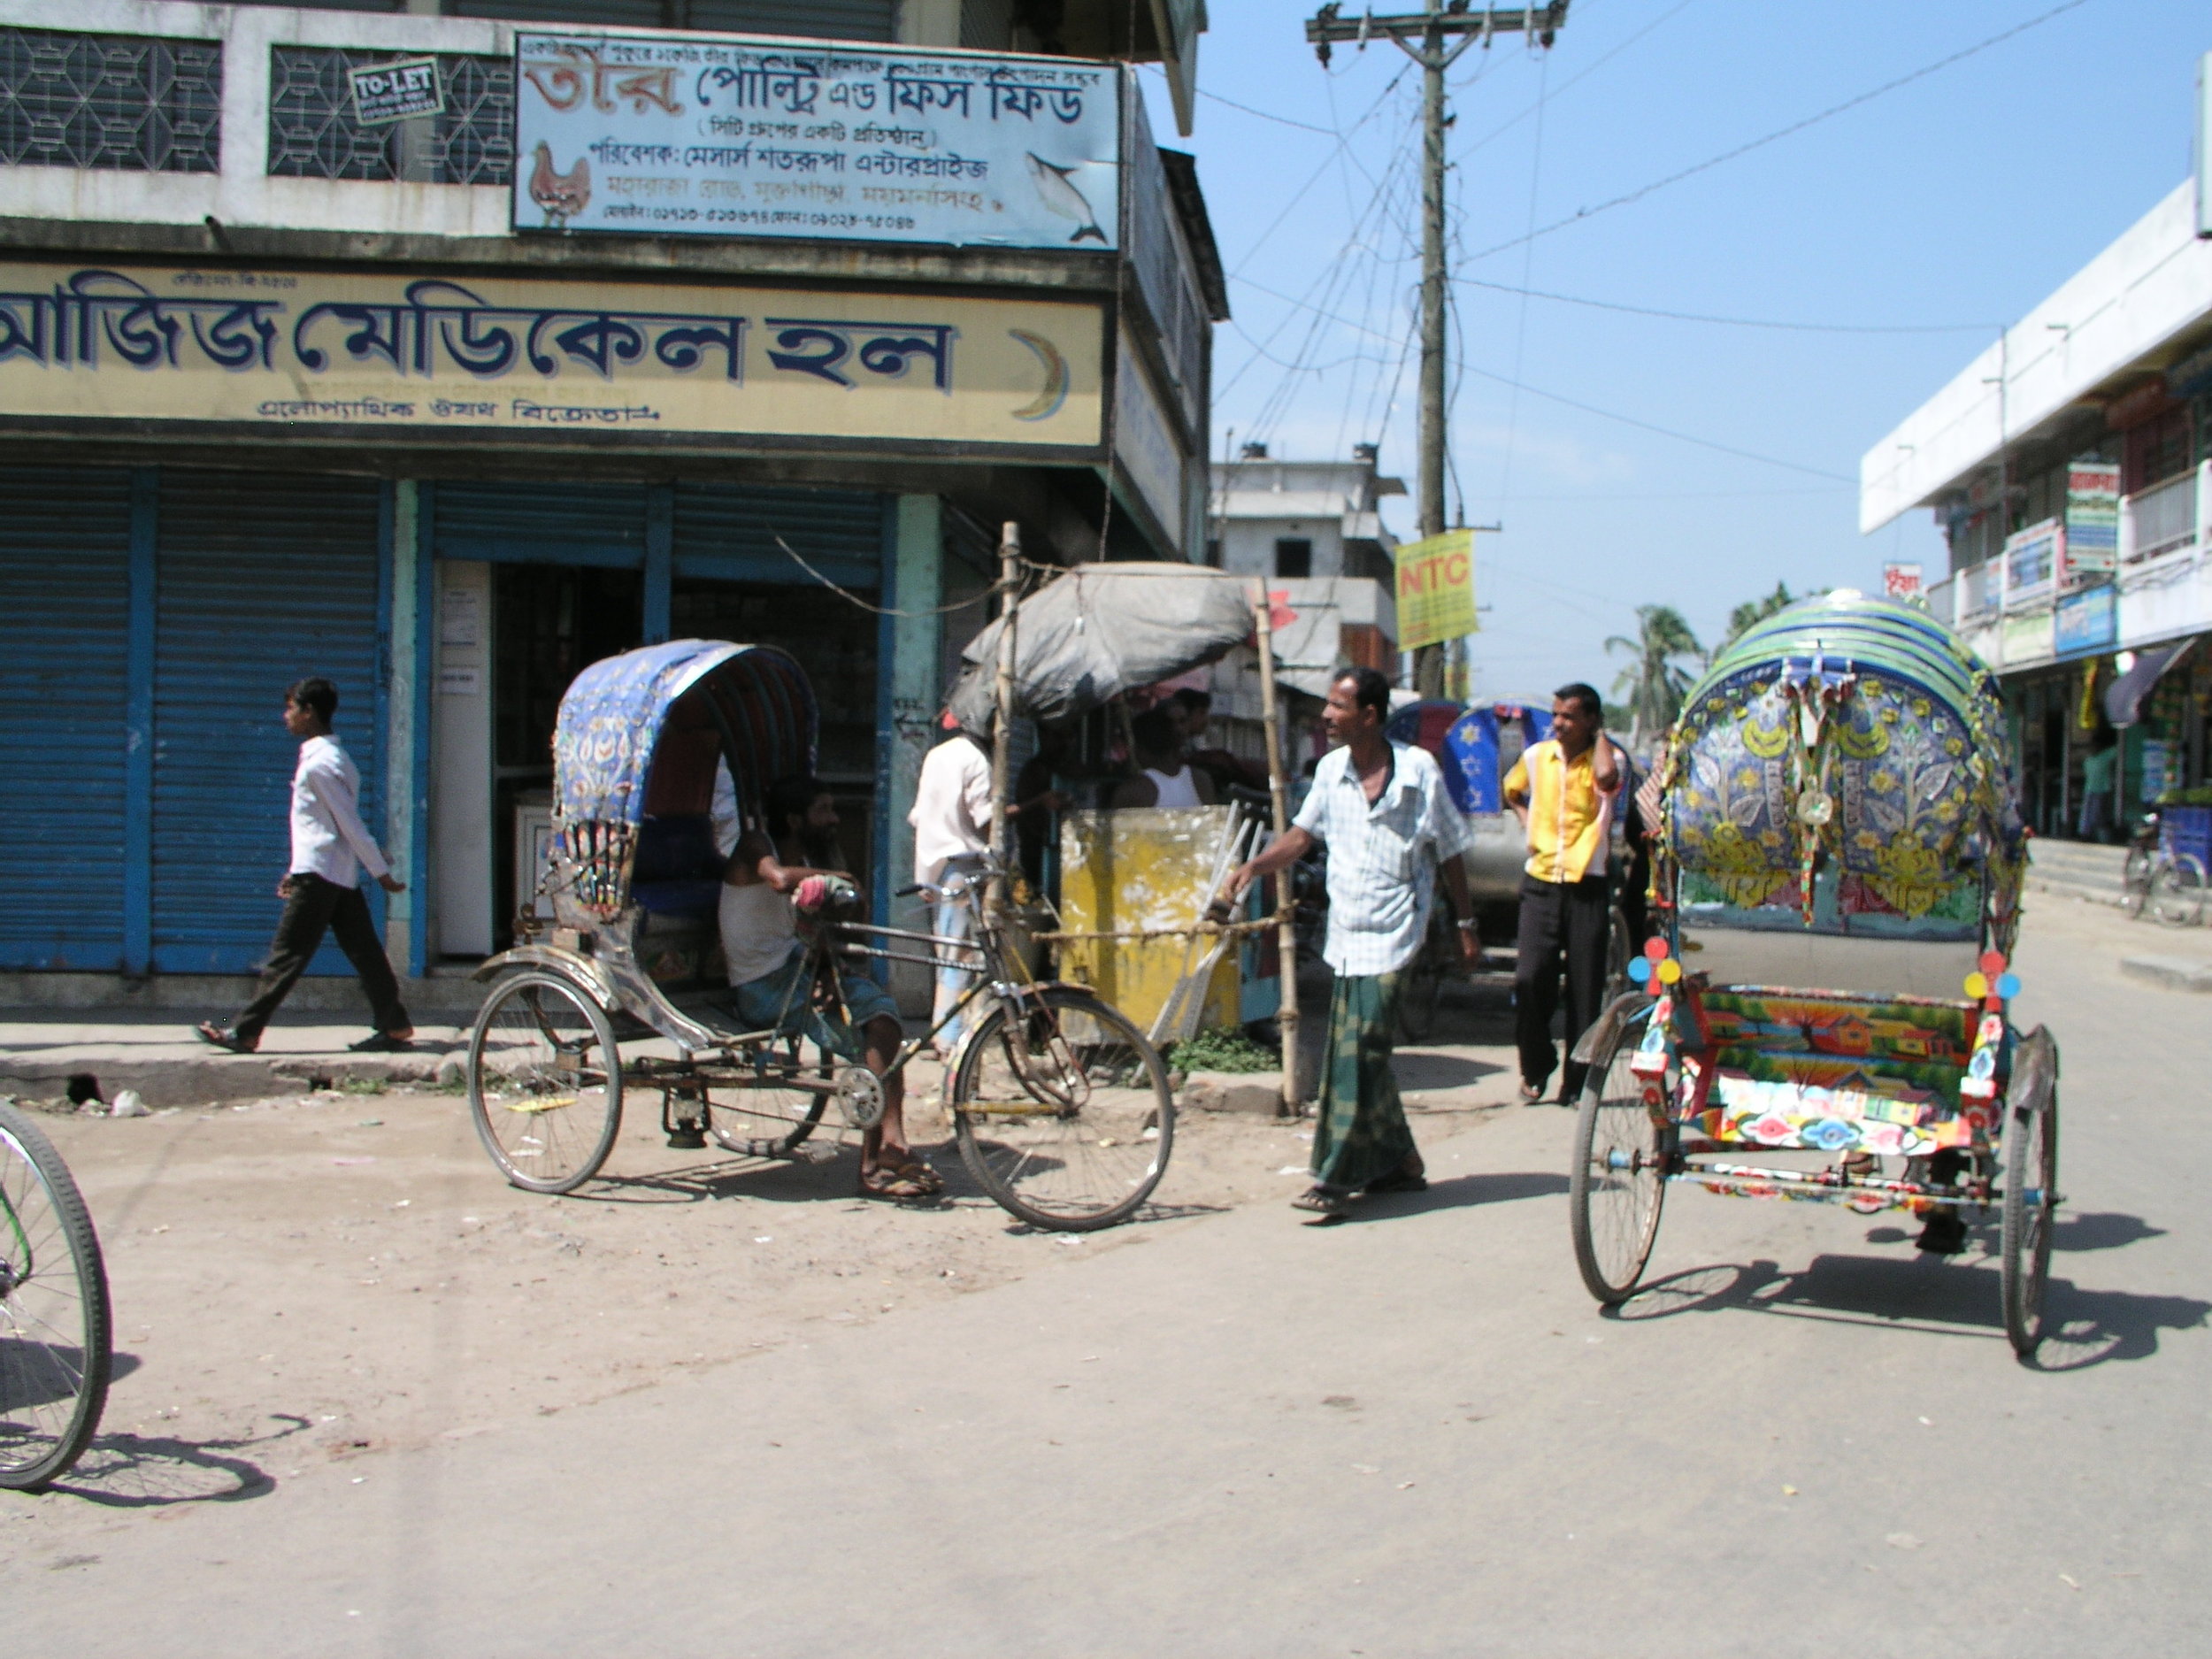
<box><xmin>511</xmin><ymin>32</ymin><xmax>1121</xmax><ymax>250</ymax></box>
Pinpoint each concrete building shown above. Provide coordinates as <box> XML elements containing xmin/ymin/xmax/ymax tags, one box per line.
<box><xmin>0</xmin><ymin>0</ymin><xmax>1225</xmax><ymax>1001</ymax></box>
<box><xmin>1208</xmin><ymin>442</ymin><xmax>1401</xmax><ymax>703</ymax></box>
<box><xmin>1862</xmin><ymin>149</ymin><xmax>2212</xmax><ymax>839</ymax></box>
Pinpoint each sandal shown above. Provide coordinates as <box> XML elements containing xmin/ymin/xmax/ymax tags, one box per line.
<box><xmin>891</xmin><ymin>1159</ymin><xmax>945</xmax><ymax>1194</ymax></box>
<box><xmin>195</xmin><ymin>1021</ymin><xmax>257</xmax><ymax>1055</ymax></box>
<box><xmin>1290</xmin><ymin>1184</ymin><xmax>1352</xmax><ymax>1217</ymax></box>
<box><xmin>858</xmin><ymin>1165</ymin><xmax>933</xmax><ymax>1201</ymax></box>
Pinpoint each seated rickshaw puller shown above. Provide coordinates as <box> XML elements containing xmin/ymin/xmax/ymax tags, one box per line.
<box><xmin>722</xmin><ymin>776</ymin><xmax>938</xmax><ymax>1201</ymax></box>
<box><xmin>1503</xmin><ymin>682</ymin><xmax>1626</xmax><ymax>1105</ymax></box>
<box><xmin>1212</xmin><ymin>667</ymin><xmax>1478</xmax><ymax>1218</ymax></box>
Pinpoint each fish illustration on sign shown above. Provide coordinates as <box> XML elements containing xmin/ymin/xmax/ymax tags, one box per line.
<box><xmin>529</xmin><ymin>142</ymin><xmax>592</xmax><ymax>227</ymax></box>
<box><xmin>1025</xmin><ymin>154</ymin><xmax>1107</xmax><ymax>245</ymax></box>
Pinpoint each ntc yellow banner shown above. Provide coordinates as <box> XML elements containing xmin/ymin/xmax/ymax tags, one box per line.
<box><xmin>1394</xmin><ymin>529</ymin><xmax>1477</xmax><ymax>651</ymax></box>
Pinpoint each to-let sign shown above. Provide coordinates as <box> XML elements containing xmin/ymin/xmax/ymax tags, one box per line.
<box><xmin>1394</xmin><ymin>528</ymin><xmax>1477</xmax><ymax>651</ymax></box>
<box><xmin>350</xmin><ymin>58</ymin><xmax>444</xmax><ymax>126</ymax></box>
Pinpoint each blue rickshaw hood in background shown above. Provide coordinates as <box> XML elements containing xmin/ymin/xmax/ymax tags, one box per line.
<box><xmin>552</xmin><ymin>639</ymin><xmax>818</xmax><ymax>916</ymax></box>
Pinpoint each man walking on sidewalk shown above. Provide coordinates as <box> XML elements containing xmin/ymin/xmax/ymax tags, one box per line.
<box><xmin>196</xmin><ymin>678</ymin><xmax>413</xmax><ymax>1056</ymax></box>
<box><xmin>1503</xmin><ymin>681</ymin><xmax>1625</xmax><ymax>1104</ymax></box>
<box><xmin>1215</xmin><ymin>666</ymin><xmax>1476</xmax><ymax>1218</ymax></box>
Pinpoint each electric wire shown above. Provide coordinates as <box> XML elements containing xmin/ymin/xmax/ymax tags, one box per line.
<box><xmin>1455</xmin><ymin>0</ymin><xmax>2096</xmax><ymax>269</ymax></box>
<box><xmin>1455</xmin><ymin>274</ymin><xmax>1999</xmax><ymax>334</ymax></box>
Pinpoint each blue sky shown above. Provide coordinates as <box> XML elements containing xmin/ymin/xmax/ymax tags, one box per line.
<box><xmin>1138</xmin><ymin>1</ymin><xmax>2208</xmax><ymax>702</ymax></box>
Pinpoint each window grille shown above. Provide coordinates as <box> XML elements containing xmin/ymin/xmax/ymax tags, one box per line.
<box><xmin>0</xmin><ymin>27</ymin><xmax>221</xmax><ymax>173</ymax></box>
<box><xmin>266</xmin><ymin>47</ymin><xmax>513</xmax><ymax>186</ymax></box>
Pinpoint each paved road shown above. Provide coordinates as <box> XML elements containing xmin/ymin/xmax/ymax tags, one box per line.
<box><xmin>6</xmin><ymin>898</ymin><xmax>2207</xmax><ymax>1655</ymax></box>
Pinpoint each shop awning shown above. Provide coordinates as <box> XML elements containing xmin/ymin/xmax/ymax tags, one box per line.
<box><xmin>946</xmin><ymin>565</ymin><xmax>1258</xmax><ymax>733</ymax></box>
<box><xmin>2104</xmin><ymin>638</ymin><xmax>2197</xmax><ymax>729</ymax></box>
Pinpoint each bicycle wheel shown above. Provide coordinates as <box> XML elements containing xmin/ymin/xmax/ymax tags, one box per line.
<box><xmin>1569</xmin><ymin>1005</ymin><xmax>1668</xmax><ymax>1305</ymax></box>
<box><xmin>1603</xmin><ymin>904</ymin><xmax>1635</xmax><ymax>1002</ymax></box>
<box><xmin>1397</xmin><ymin>902</ymin><xmax>1450</xmax><ymax>1042</ymax></box>
<box><xmin>952</xmin><ymin>987</ymin><xmax>1175</xmax><ymax>1231</ymax></box>
<box><xmin>0</xmin><ymin>1102</ymin><xmax>111</xmax><ymax>1491</ymax></box>
<box><xmin>2001</xmin><ymin>1029</ymin><xmax>2060</xmax><ymax>1362</ymax></box>
<box><xmin>467</xmin><ymin>971</ymin><xmax>624</xmax><ymax>1194</ymax></box>
<box><xmin>2121</xmin><ymin>844</ymin><xmax>2151</xmax><ymax>917</ymax></box>
<box><xmin>708</xmin><ymin>1036</ymin><xmax>830</xmax><ymax>1158</ymax></box>
<box><xmin>2150</xmin><ymin>854</ymin><xmax>2207</xmax><ymax>927</ymax></box>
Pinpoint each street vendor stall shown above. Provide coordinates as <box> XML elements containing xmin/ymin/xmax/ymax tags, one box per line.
<box><xmin>944</xmin><ymin>552</ymin><xmax>1302</xmax><ymax>1110</ymax></box>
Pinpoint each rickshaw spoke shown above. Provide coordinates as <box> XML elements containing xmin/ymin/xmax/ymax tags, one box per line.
<box><xmin>467</xmin><ymin>972</ymin><xmax>625</xmax><ymax>1194</ymax></box>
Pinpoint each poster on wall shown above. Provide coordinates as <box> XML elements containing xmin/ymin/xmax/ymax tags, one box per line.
<box><xmin>511</xmin><ymin>32</ymin><xmax>1121</xmax><ymax>250</ymax></box>
<box><xmin>2065</xmin><ymin>460</ymin><xmax>2121</xmax><ymax>576</ymax></box>
<box><xmin>1395</xmin><ymin>529</ymin><xmax>1477</xmax><ymax>651</ymax></box>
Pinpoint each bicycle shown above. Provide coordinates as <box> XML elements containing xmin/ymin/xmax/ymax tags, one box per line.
<box><xmin>2120</xmin><ymin>810</ymin><xmax>2206</xmax><ymax>926</ymax></box>
<box><xmin>0</xmin><ymin>1100</ymin><xmax>112</xmax><ymax>1490</ymax></box>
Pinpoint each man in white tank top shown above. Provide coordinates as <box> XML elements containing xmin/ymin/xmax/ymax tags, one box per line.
<box><xmin>721</xmin><ymin>777</ymin><xmax>935</xmax><ymax>1201</ymax></box>
<box><xmin>1111</xmin><ymin>707</ymin><xmax>1218</xmax><ymax>810</ymax></box>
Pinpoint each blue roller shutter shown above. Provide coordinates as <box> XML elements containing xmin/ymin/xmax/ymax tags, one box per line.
<box><xmin>434</xmin><ymin>480</ymin><xmax>648</xmax><ymax>567</ymax></box>
<box><xmin>672</xmin><ymin>482</ymin><xmax>882</xmax><ymax>586</ymax></box>
<box><xmin>151</xmin><ymin>470</ymin><xmax>388</xmax><ymax>974</ymax></box>
<box><xmin>0</xmin><ymin>466</ymin><xmax>134</xmax><ymax>970</ymax></box>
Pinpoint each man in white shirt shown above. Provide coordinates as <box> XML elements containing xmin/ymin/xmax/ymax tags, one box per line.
<box><xmin>907</xmin><ymin>718</ymin><xmax>1062</xmax><ymax>1044</ymax></box>
<box><xmin>196</xmin><ymin>678</ymin><xmax>411</xmax><ymax>1055</ymax></box>
<box><xmin>1216</xmin><ymin>667</ymin><xmax>1476</xmax><ymax>1217</ymax></box>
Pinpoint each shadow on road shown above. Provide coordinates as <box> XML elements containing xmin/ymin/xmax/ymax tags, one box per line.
<box><xmin>1607</xmin><ymin>1253</ymin><xmax>2209</xmax><ymax>1369</ymax></box>
<box><xmin>45</xmin><ymin>1410</ymin><xmax>305</xmax><ymax>1508</ymax></box>
<box><xmin>1391</xmin><ymin>1052</ymin><xmax>1505</xmax><ymax>1091</ymax></box>
<box><xmin>1339</xmin><ymin>1170</ymin><xmax>1570</xmax><ymax>1224</ymax></box>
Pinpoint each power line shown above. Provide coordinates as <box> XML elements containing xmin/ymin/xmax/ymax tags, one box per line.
<box><xmin>1233</xmin><ymin>273</ymin><xmax>1855</xmax><ymax>483</ymax></box>
<box><xmin>1456</xmin><ymin>0</ymin><xmax>2096</xmax><ymax>268</ymax></box>
<box><xmin>1455</xmin><ymin>274</ymin><xmax>1998</xmax><ymax>334</ymax></box>
<box><xmin>1455</xmin><ymin>0</ymin><xmax>1698</xmax><ymax>162</ymax></box>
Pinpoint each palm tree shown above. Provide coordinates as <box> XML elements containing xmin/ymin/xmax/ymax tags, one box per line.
<box><xmin>1605</xmin><ymin>605</ymin><xmax>1705</xmax><ymax>749</ymax></box>
<box><xmin>1718</xmin><ymin>580</ymin><xmax>1801</xmax><ymax>650</ymax></box>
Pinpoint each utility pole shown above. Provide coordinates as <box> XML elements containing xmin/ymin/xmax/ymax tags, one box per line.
<box><xmin>1304</xmin><ymin>4</ymin><xmax>1568</xmax><ymax>695</ymax></box>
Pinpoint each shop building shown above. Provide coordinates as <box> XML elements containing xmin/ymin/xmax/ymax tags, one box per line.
<box><xmin>1861</xmin><ymin>122</ymin><xmax>2212</xmax><ymax>839</ymax></box>
<box><xmin>0</xmin><ymin>0</ymin><xmax>1223</xmax><ymax>995</ymax></box>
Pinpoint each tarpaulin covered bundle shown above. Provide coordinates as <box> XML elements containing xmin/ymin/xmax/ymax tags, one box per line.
<box><xmin>553</xmin><ymin>640</ymin><xmax>815</xmax><ymax>915</ymax></box>
<box><xmin>946</xmin><ymin>565</ymin><xmax>1256</xmax><ymax>733</ymax></box>
<box><xmin>1657</xmin><ymin>591</ymin><xmax>2021</xmax><ymax>934</ymax></box>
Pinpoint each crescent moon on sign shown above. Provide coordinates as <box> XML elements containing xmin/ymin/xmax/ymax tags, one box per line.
<box><xmin>1008</xmin><ymin>329</ymin><xmax>1070</xmax><ymax>422</ymax></box>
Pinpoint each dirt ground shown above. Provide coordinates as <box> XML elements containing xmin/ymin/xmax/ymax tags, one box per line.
<box><xmin>8</xmin><ymin>987</ymin><xmax>1521</xmax><ymax>1510</ymax></box>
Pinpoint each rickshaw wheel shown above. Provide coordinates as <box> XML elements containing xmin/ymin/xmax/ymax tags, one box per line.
<box><xmin>951</xmin><ymin>987</ymin><xmax>1175</xmax><ymax>1232</ymax></box>
<box><xmin>707</xmin><ymin>1038</ymin><xmax>829</xmax><ymax>1159</ymax></box>
<box><xmin>2001</xmin><ymin>1027</ymin><xmax>2060</xmax><ymax>1362</ymax></box>
<box><xmin>467</xmin><ymin>971</ymin><xmax>624</xmax><ymax>1194</ymax></box>
<box><xmin>1570</xmin><ymin>1006</ymin><xmax>1668</xmax><ymax>1306</ymax></box>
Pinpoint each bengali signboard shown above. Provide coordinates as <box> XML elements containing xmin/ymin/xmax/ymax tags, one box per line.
<box><xmin>0</xmin><ymin>263</ymin><xmax>1103</xmax><ymax>449</ymax></box>
<box><xmin>1394</xmin><ymin>529</ymin><xmax>1477</xmax><ymax>651</ymax></box>
<box><xmin>511</xmin><ymin>32</ymin><xmax>1121</xmax><ymax>250</ymax></box>
<box><xmin>2064</xmin><ymin>460</ymin><xmax>2121</xmax><ymax>576</ymax></box>
<box><xmin>2055</xmin><ymin>583</ymin><xmax>2116</xmax><ymax>657</ymax></box>
<box><xmin>1882</xmin><ymin>561</ymin><xmax>1923</xmax><ymax>601</ymax></box>
<box><xmin>2003</xmin><ymin>517</ymin><xmax>2061</xmax><ymax>603</ymax></box>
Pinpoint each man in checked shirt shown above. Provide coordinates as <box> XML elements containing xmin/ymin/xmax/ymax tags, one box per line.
<box><xmin>1214</xmin><ymin>666</ymin><xmax>1477</xmax><ymax>1219</ymax></box>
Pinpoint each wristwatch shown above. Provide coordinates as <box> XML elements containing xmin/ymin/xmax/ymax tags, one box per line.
<box><xmin>1455</xmin><ymin>919</ymin><xmax>1478</xmax><ymax>932</ymax></box>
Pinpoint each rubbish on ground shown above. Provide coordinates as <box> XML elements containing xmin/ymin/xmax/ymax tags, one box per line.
<box><xmin>109</xmin><ymin>1089</ymin><xmax>148</xmax><ymax>1118</ymax></box>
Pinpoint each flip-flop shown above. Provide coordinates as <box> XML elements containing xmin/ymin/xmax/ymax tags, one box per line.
<box><xmin>195</xmin><ymin>1021</ymin><xmax>257</xmax><ymax>1055</ymax></box>
<box><xmin>1290</xmin><ymin>1185</ymin><xmax>1352</xmax><ymax>1217</ymax></box>
<box><xmin>891</xmin><ymin>1159</ymin><xmax>945</xmax><ymax>1194</ymax></box>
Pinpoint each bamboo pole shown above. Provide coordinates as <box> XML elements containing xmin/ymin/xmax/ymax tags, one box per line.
<box><xmin>987</xmin><ymin>520</ymin><xmax>1020</xmax><ymax>926</ymax></box>
<box><xmin>1252</xmin><ymin>581</ymin><xmax>1301</xmax><ymax>1118</ymax></box>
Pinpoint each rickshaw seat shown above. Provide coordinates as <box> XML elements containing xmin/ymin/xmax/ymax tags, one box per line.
<box><xmin>633</xmin><ymin>813</ymin><xmax>724</xmax><ymax>920</ymax></box>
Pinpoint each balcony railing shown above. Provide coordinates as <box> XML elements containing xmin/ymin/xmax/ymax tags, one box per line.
<box><xmin>2122</xmin><ymin>467</ymin><xmax>2200</xmax><ymax>563</ymax></box>
<box><xmin>1956</xmin><ymin>558</ymin><xmax>2000</xmax><ymax>618</ymax></box>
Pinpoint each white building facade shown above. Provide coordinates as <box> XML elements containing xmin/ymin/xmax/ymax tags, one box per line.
<box><xmin>1862</xmin><ymin>165</ymin><xmax>2212</xmax><ymax>838</ymax></box>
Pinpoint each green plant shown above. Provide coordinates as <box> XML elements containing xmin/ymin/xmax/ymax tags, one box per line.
<box><xmin>339</xmin><ymin>1075</ymin><xmax>388</xmax><ymax>1095</ymax></box>
<box><xmin>1165</xmin><ymin>1025</ymin><xmax>1278</xmax><ymax>1075</ymax></box>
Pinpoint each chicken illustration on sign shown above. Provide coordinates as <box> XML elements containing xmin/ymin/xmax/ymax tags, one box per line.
<box><xmin>529</xmin><ymin>142</ymin><xmax>593</xmax><ymax>228</ymax></box>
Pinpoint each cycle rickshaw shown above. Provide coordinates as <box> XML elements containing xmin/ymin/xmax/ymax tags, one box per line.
<box><xmin>464</xmin><ymin>638</ymin><xmax>1174</xmax><ymax>1231</ymax></box>
<box><xmin>1567</xmin><ymin>593</ymin><xmax>2062</xmax><ymax>1360</ymax></box>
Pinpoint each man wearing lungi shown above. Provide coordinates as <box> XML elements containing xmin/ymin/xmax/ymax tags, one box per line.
<box><xmin>1214</xmin><ymin>666</ymin><xmax>1476</xmax><ymax>1218</ymax></box>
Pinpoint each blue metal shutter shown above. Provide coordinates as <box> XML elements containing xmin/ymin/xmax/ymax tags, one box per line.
<box><xmin>0</xmin><ymin>466</ymin><xmax>134</xmax><ymax>970</ymax></box>
<box><xmin>672</xmin><ymin>483</ymin><xmax>882</xmax><ymax>586</ymax></box>
<box><xmin>434</xmin><ymin>480</ymin><xmax>649</xmax><ymax>566</ymax></box>
<box><xmin>152</xmin><ymin>470</ymin><xmax>388</xmax><ymax>974</ymax></box>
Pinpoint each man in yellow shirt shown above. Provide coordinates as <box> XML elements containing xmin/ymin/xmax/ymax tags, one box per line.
<box><xmin>1502</xmin><ymin>682</ymin><xmax>1626</xmax><ymax>1103</ymax></box>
